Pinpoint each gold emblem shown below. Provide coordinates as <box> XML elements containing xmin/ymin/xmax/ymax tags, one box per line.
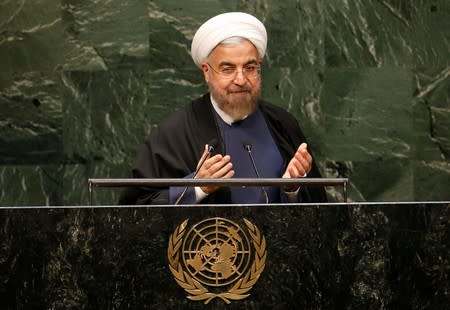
<box><xmin>167</xmin><ymin>217</ymin><xmax>267</xmax><ymax>304</ymax></box>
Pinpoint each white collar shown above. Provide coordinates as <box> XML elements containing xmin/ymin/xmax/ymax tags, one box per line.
<box><xmin>210</xmin><ymin>94</ymin><xmax>248</xmax><ymax>125</ymax></box>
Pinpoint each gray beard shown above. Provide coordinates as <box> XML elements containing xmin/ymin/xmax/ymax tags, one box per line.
<box><xmin>209</xmin><ymin>86</ymin><xmax>260</xmax><ymax>121</ymax></box>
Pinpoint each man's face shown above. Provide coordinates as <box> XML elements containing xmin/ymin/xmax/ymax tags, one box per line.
<box><xmin>201</xmin><ymin>40</ymin><xmax>262</xmax><ymax>120</ymax></box>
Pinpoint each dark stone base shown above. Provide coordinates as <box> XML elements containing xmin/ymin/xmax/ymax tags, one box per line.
<box><xmin>1</xmin><ymin>202</ymin><xmax>449</xmax><ymax>308</ymax></box>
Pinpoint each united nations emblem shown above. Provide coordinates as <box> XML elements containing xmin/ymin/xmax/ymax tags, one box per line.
<box><xmin>167</xmin><ymin>217</ymin><xmax>267</xmax><ymax>304</ymax></box>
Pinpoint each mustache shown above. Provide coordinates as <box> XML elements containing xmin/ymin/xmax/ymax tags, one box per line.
<box><xmin>227</xmin><ymin>86</ymin><xmax>252</xmax><ymax>93</ymax></box>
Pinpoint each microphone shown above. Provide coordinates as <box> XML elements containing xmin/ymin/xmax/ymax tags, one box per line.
<box><xmin>242</xmin><ymin>141</ymin><xmax>269</xmax><ymax>204</ymax></box>
<box><xmin>174</xmin><ymin>139</ymin><xmax>217</xmax><ymax>205</ymax></box>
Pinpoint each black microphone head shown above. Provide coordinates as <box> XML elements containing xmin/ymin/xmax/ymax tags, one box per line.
<box><xmin>207</xmin><ymin>138</ymin><xmax>218</xmax><ymax>153</ymax></box>
<box><xmin>242</xmin><ymin>141</ymin><xmax>252</xmax><ymax>151</ymax></box>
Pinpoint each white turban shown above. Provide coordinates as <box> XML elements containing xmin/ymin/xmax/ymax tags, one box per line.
<box><xmin>191</xmin><ymin>12</ymin><xmax>267</xmax><ymax>67</ymax></box>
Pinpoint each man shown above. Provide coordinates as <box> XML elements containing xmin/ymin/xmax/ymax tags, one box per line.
<box><xmin>119</xmin><ymin>12</ymin><xmax>327</xmax><ymax>205</ymax></box>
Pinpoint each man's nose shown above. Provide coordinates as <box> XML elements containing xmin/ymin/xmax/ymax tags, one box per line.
<box><xmin>232</xmin><ymin>70</ymin><xmax>247</xmax><ymax>85</ymax></box>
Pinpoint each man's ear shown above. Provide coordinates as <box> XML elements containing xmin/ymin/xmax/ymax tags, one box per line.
<box><xmin>200</xmin><ymin>63</ymin><xmax>209</xmax><ymax>82</ymax></box>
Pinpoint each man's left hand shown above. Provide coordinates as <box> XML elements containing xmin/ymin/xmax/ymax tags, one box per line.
<box><xmin>282</xmin><ymin>143</ymin><xmax>312</xmax><ymax>190</ymax></box>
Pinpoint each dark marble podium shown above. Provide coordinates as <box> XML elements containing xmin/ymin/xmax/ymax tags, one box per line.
<box><xmin>1</xmin><ymin>202</ymin><xmax>449</xmax><ymax>309</ymax></box>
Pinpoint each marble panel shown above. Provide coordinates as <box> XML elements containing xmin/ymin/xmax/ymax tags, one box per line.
<box><xmin>324</xmin><ymin>0</ymin><xmax>414</xmax><ymax>67</ymax></box>
<box><xmin>62</xmin><ymin>163</ymin><xmax>129</xmax><ymax>206</ymax></box>
<box><xmin>0</xmin><ymin>165</ymin><xmax>62</xmax><ymax>206</ymax></box>
<box><xmin>61</xmin><ymin>0</ymin><xmax>149</xmax><ymax>70</ymax></box>
<box><xmin>348</xmin><ymin>159</ymin><xmax>414</xmax><ymax>202</ymax></box>
<box><xmin>0</xmin><ymin>203</ymin><xmax>448</xmax><ymax>308</ymax></box>
<box><xmin>262</xmin><ymin>0</ymin><xmax>325</xmax><ymax>68</ymax></box>
<box><xmin>0</xmin><ymin>0</ymin><xmax>67</xmax><ymax>72</ymax></box>
<box><xmin>413</xmin><ymin>67</ymin><xmax>450</xmax><ymax>160</ymax></box>
<box><xmin>261</xmin><ymin>66</ymin><xmax>326</xmax><ymax>159</ymax></box>
<box><xmin>319</xmin><ymin>67</ymin><xmax>413</xmax><ymax>161</ymax></box>
<box><xmin>60</xmin><ymin>69</ymin><xmax>151</xmax><ymax>164</ymax></box>
<box><xmin>145</xmin><ymin>68</ymin><xmax>207</xmax><ymax>117</ymax></box>
<box><xmin>410</xmin><ymin>0</ymin><xmax>450</xmax><ymax>67</ymax></box>
<box><xmin>0</xmin><ymin>71</ymin><xmax>62</xmax><ymax>164</ymax></box>
<box><xmin>414</xmin><ymin>160</ymin><xmax>450</xmax><ymax>201</ymax></box>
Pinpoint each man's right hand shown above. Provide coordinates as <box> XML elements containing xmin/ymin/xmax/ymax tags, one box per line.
<box><xmin>195</xmin><ymin>144</ymin><xmax>234</xmax><ymax>194</ymax></box>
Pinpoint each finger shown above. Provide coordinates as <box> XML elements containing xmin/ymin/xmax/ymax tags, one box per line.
<box><xmin>210</xmin><ymin>155</ymin><xmax>231</xmax><ymax>169</ymax></box>
<box><xmin>211</xmin><ymin>161</ymin><xmax>233</xmax><ymax>178</ymax></box>
<box><xmin>283</xmin><ymin>155</ymin><xmax>300</xmax><ymax>178</ymax></box>
<box><xmin>196</xmin><ymin>155</ymin><xmax>223</xmax><ymax>178</ymax></box>
<box><xmin>288</xmin><ymin>165</ymin><xmax>302</xmax><ymax>179</ymax></box>
<box><xmin>282</xmin><ymin>169</ymin><xmax>291</xmax><ymax>178</ymax></box>
<box><xmin>299</xmin><ymin>142</ymin><xmax>308</xmax><ymax>151</ymax></box>
<box><xmin>297</xmin><ymin>143</ymin><xmax>312</xmax><ymax>164</ymax></box>
<box><xmin>298</xmin><ymin>148</ymin><xmax>312</xmax><ymax>165</ymax></box>
<box><xmin>294</xmin><ymin>160</ymin><xmax>309</xmax><ymax>176</ymax></box>
<box><xmin>202</xmin><ymin>154</ymin><xmax>226</xmax><ymax>169</ymax></box>
<box><xmin>294</xmin><ymin>153</ymin><xmax>310</xmax><ymax>170</ymax></box>
<box><xmin>200</xmin><ymin>165</ymin><xmax>235</xmax><ymax>194</ymax></box>
<box><xmin>294</xmin><ymin>151</ymin><xmax>312</xmax><ymax>173</ymax></box>
<box><xmin>207</xmin><ymin>165</ymin><xmax>235</xmax><ymax>193</ymax></box>
<box><xmin>198</xmin><ymin>155</ymin><xmax>231</xmax><ymax>178</ymax></box>
<box><xmin>219</xmin><ymin>168</ymin><xmax>235</xmax><ymax>179</ymax></box>
<box><xmin>288</xmin><ymin>157</ymin><xmax>307</xmax><ymax>178</ymax></box>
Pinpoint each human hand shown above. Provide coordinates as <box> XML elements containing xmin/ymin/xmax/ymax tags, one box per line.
<box><xmin>282</xmin><ymin>143</ymin><xmax>312</xmax><ymax>190</ymax></box>
<box><xmin>196</xmin><ymin>144</ymin><xmax>234</xmax><ymax>194</ymax></box>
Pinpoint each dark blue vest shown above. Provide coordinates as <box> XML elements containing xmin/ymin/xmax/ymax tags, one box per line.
<box><xmin>215</xmin><ymin>107</ymin><xmax>284</xmax><ymax>203</ymax></box>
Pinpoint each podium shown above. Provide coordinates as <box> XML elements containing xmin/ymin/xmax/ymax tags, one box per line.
<box><xmin>1</xmin><ymin>200</ymin><xmax>449</xmax><ymax>308</ymax></box>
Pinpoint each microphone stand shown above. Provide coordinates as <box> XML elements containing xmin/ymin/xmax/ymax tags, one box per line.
<box><xmin>243</xmin><ymin>143</ymin><xmax>269</xmax><ymax>204</ymax></box>
<box><xmin>174</xmin><ymin>143</ymin><xmax>216</xmax><ymax>205</ymax></box>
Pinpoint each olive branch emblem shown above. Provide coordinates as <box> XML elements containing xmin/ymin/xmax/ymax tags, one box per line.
<box><xmin>167</xmin><ymin>218</ymin><xmax>267</xmax><ymax>304</ymax></box>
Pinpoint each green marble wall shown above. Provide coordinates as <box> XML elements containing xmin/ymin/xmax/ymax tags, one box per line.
<box><xmin>1</xmin><ymin>0</ymin><xmax>449</xmax><ymax>205</ymax></box>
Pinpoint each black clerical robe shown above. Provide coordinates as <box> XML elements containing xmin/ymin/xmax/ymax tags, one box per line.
<box><xmin>119</xmin><ymin>93</ymin><xmax>327</xmax><ymax>205</ymax></box>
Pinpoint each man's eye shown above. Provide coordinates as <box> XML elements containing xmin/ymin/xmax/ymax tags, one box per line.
<box><xmin>245</xmin><ymin>65</ymin><xmax>257</xmax><ymax>72</ymax></box>
<box><xmin>221</xmin><ymin>67</ymin><xmax>235</xmax><ymax>74</ymax></box>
